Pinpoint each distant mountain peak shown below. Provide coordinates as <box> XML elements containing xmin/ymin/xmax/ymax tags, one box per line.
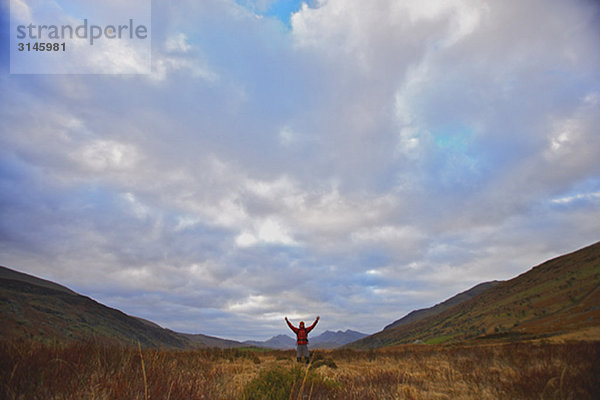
<box><xmin>243</xmin><ymin>334</ymin><xmax>296</xmax><ymax>349</ymax></box>
<box><xmin>310</xmin><ymin>329</ymin><xmax>368</xmax><ymax>349</ymax></box>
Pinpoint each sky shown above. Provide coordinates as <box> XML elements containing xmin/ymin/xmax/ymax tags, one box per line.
<box><xmin>1</xmin><ymin>0</ymin><xmax>599</xmax><ymax>341</ymax></box>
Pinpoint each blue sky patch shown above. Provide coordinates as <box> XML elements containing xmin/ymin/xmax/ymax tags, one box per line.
<box><xmin>236</xmin><ymin>0</ymin><xmax>315</xmax><ymax>27</ymax></box>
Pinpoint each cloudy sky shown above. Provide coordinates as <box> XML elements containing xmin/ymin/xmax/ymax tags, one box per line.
<box><xmin>1</xmin><ymin>0</ymin><xmax>599</xmax><ymax>341</ymax></box>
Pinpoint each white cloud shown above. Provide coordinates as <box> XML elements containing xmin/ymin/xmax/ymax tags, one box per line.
<box><xmin>256</xmin><ymin>218</ymin><xmax>296</xmax><ymax>245</ymax></box>
<box><xmin>122</xmin><ymin>192</ymin><xmax>151</xmax><ymax>219</ymax></box>
<box><xmin>1</xmin><ymin>0</ymin><xmax>599</xmax><ymax>340</ymax></box>
<box><xmin>92</xmin><ymin>41</ymin><xmax>151</xmax><ymax>74</ymax></box>
<box><xmin>73</xmin><ymin>140</ymin><xmax>139</xmax><ymax>171</ymax></box>
<box><xmin>151</xmin><ymin>52</ymin><xmax>219</xmax><ymax>83</ymax></box>
<box><xmin>228</xmin><ymin>294</ymin><xmax>269</xmax><ymax>313</ymax></box>
<box><xmin>166</xmin><ymin>33</ymin><xmax>192</xmax><ymax>53</ymax></box>
<box><xmin>236</xmin><ymin>232</ymin><xmax>259</xmax><ymax>247</ymax></box>
<box><xmin>551</xmin><ymin>191</ymin><xmax>600</xmax><ymax>205</ymax></box>
<box><xmin>10</xmin><ymin>0</ymin><xmax>32</xmax><ymax>22</ymax></box>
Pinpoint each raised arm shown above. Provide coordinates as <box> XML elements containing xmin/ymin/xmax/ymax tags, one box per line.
<box><xmin>306</xmin><ymin>316</ymin><xmax>320</xmax><ymax>332</ymax></box>
<box><xmin>285</xmin><ymin>317</ymin><xmax>298</xmax><ymax>333</ymax></box>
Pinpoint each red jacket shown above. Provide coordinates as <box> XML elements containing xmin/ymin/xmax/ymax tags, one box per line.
<box><xmin>286</xmin><ymin>318</ymin><xmax>318</xmax><ymax>345</ymax></box>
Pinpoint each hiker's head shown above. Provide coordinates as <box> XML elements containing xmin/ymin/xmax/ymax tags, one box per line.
<box><xmin>299</xmin><ymin>321</ymin><xmax>305</xmax><ymax>328</ymax></box>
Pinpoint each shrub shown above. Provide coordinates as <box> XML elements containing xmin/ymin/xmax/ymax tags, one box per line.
<box><xmin>309</xmin><ymin>352</ymin><xmax>337</xmax><ymax>370</ymax></box>
<box><xmin>243</xmin><ymin>365</ymin><xmax>299</xmax><ymax>400</ymax></box>
<box><xmin>242</xmin><ymin>365</ymin><xmax>340</xmax><ymax>400</ymax></box>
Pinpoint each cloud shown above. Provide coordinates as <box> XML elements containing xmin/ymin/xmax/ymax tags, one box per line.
<box><xmin>10</xmin><ymin>0</ymin><xmax>31</xmax><ymax>22</ymax></box>
<box><xmin>1</xmin><ymin>0</ymin><xmax>599</xmax><ymax>340</ymax></box>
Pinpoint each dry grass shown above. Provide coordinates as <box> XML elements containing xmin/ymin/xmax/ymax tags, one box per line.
<box><xmin>1</xmin><ymin>340</ymin><xmax>598</xmax><ymax>399</ymax></box>
<box><xmin>318</xmin><ymin>343</ymin><xmax>600</xmax><ymax>399</ymax></box>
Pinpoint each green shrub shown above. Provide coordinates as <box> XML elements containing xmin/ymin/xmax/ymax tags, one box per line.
<box><xmin>243</xmin><ymin>365</ymin><xmax>340</xmax><ymax>400</ymax></box>
<box><xmin>243</xmin><ymin>365</ymin><xmax>301</xmax><ymax>400</ymax></box>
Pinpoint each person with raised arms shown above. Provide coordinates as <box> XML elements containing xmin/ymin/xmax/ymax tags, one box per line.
<box><xmin>285</xmin><ymin>316</ymin><xmax>319</xmax><ymax>364</ymax></box>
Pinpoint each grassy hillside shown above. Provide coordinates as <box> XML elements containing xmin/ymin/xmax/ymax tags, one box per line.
<box><xmin>384</xmin><ymin>281</ymin><xmax>501</xmax><ymax>330</ymax></box>
<box><xmin>350</xmin><ymin>241</ymin><xmax>600</xmax><ymax>348</ymax></box>
<box><xmin>0</xmin><ymin>266</ymin><xmax>241</xmax><ymax>349</ymax></box>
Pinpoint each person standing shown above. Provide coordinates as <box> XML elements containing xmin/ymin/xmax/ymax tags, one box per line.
<box><xmin>285</xmin><ymin>316</ymin><xmax>319</xmax><ymax>364</ymax></box>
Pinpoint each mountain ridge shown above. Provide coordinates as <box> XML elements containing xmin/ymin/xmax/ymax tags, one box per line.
<box><xmin>383</xmin><ymin>281</ymin><xmax>501</xmax><ymax>330</ymax></box>
<box><xmin>348</xmin><ymin>241</ymin><xmax>600</xmax><ymax>349</ymax></box>
<box><xmin>0</xmin><ymin>266</ymin><xmax>77</xmax><ymax>295</ymax></box>
<box><xmin>244</xmin><ymin>334</ymin><xmax>296</xmax><ymax>349</ymax></box>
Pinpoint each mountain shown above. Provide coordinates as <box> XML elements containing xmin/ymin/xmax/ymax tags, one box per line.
<box><xmin>244</xmin><ymin>334</ymin><xmax>297</xmax><ymax>349</ymax></box>
<box><xmin>0</xmin><ymin>266</ymin><xmax>242</xmax><ymax>349</ymax></box>
<box><xmin>244</xmin><ymin>330</ymin><xmax>368</xmax><ymax>349</ymax></box>
<box><xmin>311</xmin><ymin>329</ymin><xmax>368</xmax><ymax>349</ymax></box>
<box><xmin>349</xmin><ymin>241</ymin><xmax>600</xmax><ymax>349</ymax></box>
<box><xmin>383</xmin><ymin>281</ymin><xmax>501</xmax><ymax>330</ymax></box>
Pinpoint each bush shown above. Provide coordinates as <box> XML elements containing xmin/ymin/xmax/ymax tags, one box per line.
<box><xmin>309</xmin><ymin>352</ymin><xmax>338</xmax><ymax>370</ymax></box>
<box><xmin>243</xmin><ymin>365</ymin><xmax>340</xmax><ymax>400</ymax></box>
<box><xmin>243</xmin><ymin>365</ymin><xmax>299</xmax><ymax>400</ymax></box>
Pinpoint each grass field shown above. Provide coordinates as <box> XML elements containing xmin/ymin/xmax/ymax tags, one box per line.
<box><xmin>1</xmin><ymin>340</ymin><xmax>598</xmax><ymax>399</ymax></box>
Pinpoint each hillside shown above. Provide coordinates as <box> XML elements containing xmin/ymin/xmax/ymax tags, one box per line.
<box><xmin>350</xmin><ymin>241</ymin><xmax>600</xmax><ymax>348</ymax></box>
<box><xmin>0</xmin><ymin>266</ymin><xmax>77</xmax><ymax>295</ymax></box>
<box><xmin>383</xmin><ymin>281</ymin><xmax>501</xmax><ymax>330</ymax></box>
<box><xmin>0</xmin><ymin>266</ymin><xmax>242</xmax><ymax>349</ymax></box>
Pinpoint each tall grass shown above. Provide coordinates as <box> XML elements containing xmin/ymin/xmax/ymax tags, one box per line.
<box><xmin>1</xmin><ymin>340</ymin><xmax>598</xmax><ymax>399</ymax></box>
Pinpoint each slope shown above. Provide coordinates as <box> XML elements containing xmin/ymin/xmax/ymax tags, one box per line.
<box><xmin>0</xmin><ymin>266</ymin><xmax>242</xmax><ymax>348</ymax></box>
<box><xmin>350</xmin><ymin>241</ymin><xmax>600</xmax><ymax>348</ymax></box>
<box><xmin>0</xmin><ymin>266</ymin><xmax>77</xmax><ymax>295</ymax></box>
<box><xmin>383</xmin><ymin>281</ymin><xmax>501</xmax><ymax>330</ymax></box>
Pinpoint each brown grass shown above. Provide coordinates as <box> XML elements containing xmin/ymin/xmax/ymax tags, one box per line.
<box><xmin>0</xmin><ymin>340</ymin><xmax>598</xmax><ymax>399</ymax></box>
